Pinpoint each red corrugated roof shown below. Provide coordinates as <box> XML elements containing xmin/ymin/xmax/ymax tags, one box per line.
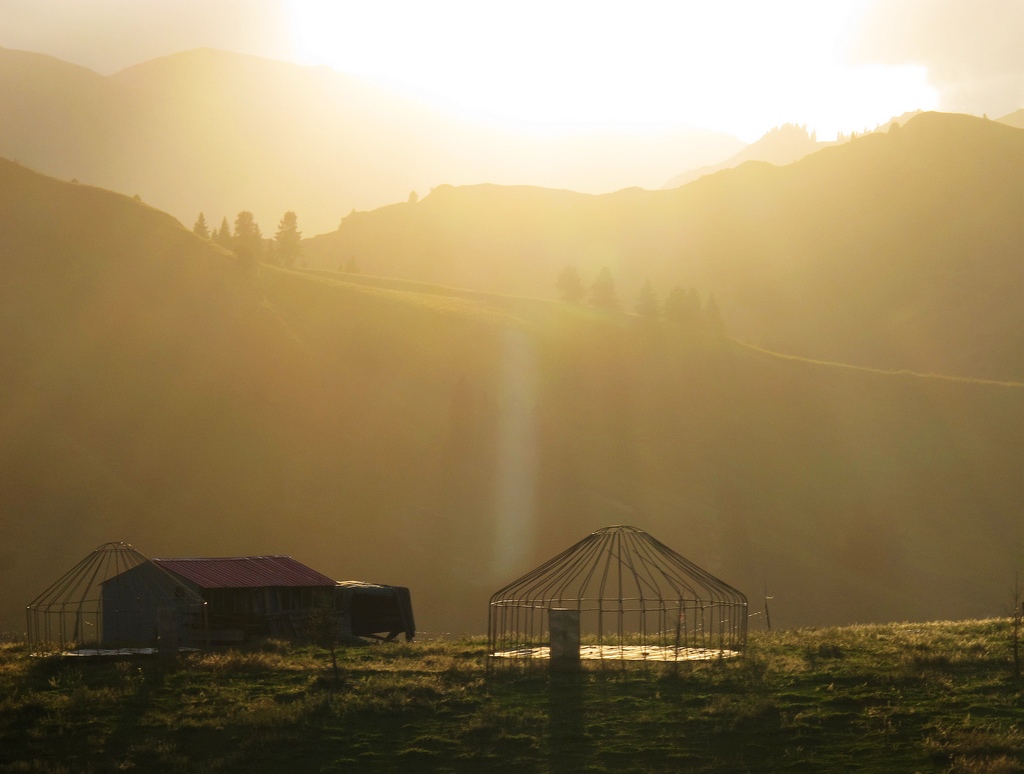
<box><xmin>153</xmin><ymin>556</ymin><xmax>337</xmax><ymax>589</ymax></box>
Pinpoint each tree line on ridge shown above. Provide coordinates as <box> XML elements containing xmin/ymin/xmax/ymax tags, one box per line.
<box><xmin>191</xmin><ymin>209</ymin><xmax>724</xmax><ymax>333</ymax></box>
<box><xmin>557</xmin><ymin>264</ymin><xmax>724</xmax><ymax>332</ymax></box>
<box><xmin>193</xmin><ymin>210</ymin><xmax>302</xmax><ymax>268</ymax></box>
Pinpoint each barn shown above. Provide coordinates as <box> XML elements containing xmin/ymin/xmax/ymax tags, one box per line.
<box><xmin>149</xmin><ymin>556</ymin><xmax>338</xmax><ymax>643</ymax></box>
<box><xmin>148</xmin><ymin>555</ymin><xmax>416</xmax><ymax>644</ymax></box>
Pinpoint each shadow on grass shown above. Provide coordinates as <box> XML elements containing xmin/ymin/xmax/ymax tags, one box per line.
<box><xmin>548</xmin><ymin>672</ymin><xmax>592</xmax><ymax>772</ymax></box>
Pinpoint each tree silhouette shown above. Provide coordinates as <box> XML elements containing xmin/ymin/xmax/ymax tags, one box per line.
<box><xmin>215</xmin><ymin>216</ymin><xmax>233</xmax><ymax>249</ymax></box>
<box><xmin>274</xmin><ymin>211</ymin><xmax>302</xmax><ymax>267</ymax></box>
<box><xmin>662</xmin><ymin>285</ymin><xmax>684</xmax><ymax>323</ymax></box>
<box><xmin>686</xmin><ymin>288</ymin><xmax>702</xmax><ymax>320</ymax></box>
<box><xmin>663</xmin><ymin>285</ymin><xmax>701</xmax><ymax>326</ymax></box>
<box><xmin>556</xmin><ymin>264</ymin><xmax>585</xmax><ymax>303</ymax></box>
<box><xmin>704</xmin><ymin>294</ymin><xmax>726</xmax><ymax>335</ymax></box>
<box><xmin>232</xmin><ymin>211</ymin><xmax>263</xmax><ymax>264</ymax></box>
<box><xmin>307</xmin><ymin>592</ymin><xmax>342</xmax><ymax>684</ymax></box>
<box><xmin>635</xmin><ymin>279</ymin><xmax>660</xmax><ymax>319</ymax></box>
<box><xmin>590</xmin><ymin>266</ymin><xmax>618</xmax><ymax>310</ymax></box>
<box><xmin>192</xmin><ymin>212</ymin><xmax>210</xmax><ymax>239</ymax></box>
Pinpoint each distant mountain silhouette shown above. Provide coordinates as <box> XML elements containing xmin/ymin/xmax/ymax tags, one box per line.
<box><xmin>997</xmin><ymin>108</ymin><xmax>1024</xmax><ymax>129</ymax></box>
<box><xmin>304</xmin><ymin>112</ymin><xmax>1024</xmax><ymax>382</ymax></box>
<box><xmin>0</xmin><ymin>46</ymin><xmax>742</xmax><ymax>234</ymax></box>
<box><xmin>662</xmin><ymin>112</ymin><xmax>924</xmax><ymax>189</ymax></box>
<box><xmin>663</xmin><ymin>123</ymin><xmax>837</xmax><ymax>188</ymax></box>
<box><xmin>2</xmin><ymin>157</ymin><xmax>1020</xmax><ymax>638</ymax></box>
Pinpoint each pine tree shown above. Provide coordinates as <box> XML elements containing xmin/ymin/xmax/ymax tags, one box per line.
<box><xmin>193</xmin><ymin>212</ymin><xmax>210</xmax><ymax>239</ymax></box>
<box><xmin>686</xmin><ymin>288</ymin><xmax>702</xmax><ymax>322</ymax></box>
<box><xmin>635</xmin><ymin>279</ymin><xmax>660</xmax><ymax>319</ymax></box>
<box><xmin>274</xmin><ymin>211</ymin><xmax>301</xmax><ymax>268</ymax></box>
<box><xmin>663</xmin><ymin>285</ymin><xmax>701</xmax><ymax>326</ymax></box>
<box><xmin>556</xmin><ymin>264</ymin><xmax>585</xmax><ymax>303</ymax></box>
<box><xmin>704</xmin><ymin>294</ymin><xmax>726</xmax><ymax>335</ymax></box>
<box><xmin>233</xmin><ymin>211</ymin><xmax>263</xmax><ymax>264</ymax></box>
<box><xmin>590</xmin><ymin>266</ymin><xmax>618</xmax><ymax>310</ymax></box>
<box><xmin>215</xmin><ymin>216</ymin><xmax>233</xmax><ymax>249</ymax></box>
<box><xmin>662</xmin><ymin>285</ymin><xmax>687</xmax><ymax>323</ymax></box>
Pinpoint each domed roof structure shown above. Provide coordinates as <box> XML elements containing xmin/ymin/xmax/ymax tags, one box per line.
<box><xmin>489</xmin><ymin>525</ymin><xmax>747</xmax><ymax>662</ymax></box>
<box><xmin>26</xmin><ymin>541</ymin><xmax>206</xmax><ymax>652</ymax></box>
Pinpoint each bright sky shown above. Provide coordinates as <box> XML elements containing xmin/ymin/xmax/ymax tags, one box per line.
<box><xmin>285</xmin><ymin>0</ymin><xmax>936</xmax><ymax>142</ymax></box>
<box><xmin>1</xmin><ymin>0</ymin><xmax>1020</xmax><ymax>143</ymax></box>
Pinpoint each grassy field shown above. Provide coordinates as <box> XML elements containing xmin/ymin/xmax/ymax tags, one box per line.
<box><xmin>1</xmin><ymin>619</ymin><xmax>1021</xmax><ymax>773</ymax></box>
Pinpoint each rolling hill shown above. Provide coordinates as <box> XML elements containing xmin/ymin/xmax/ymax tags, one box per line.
<box><xmin>0</xmin><ymin>46</ymin><xmax>743</xmax><ymax>235</ymax></box>
<box><xmin>303</xmin><ymin>111</ymin><xmax>1024</xmax><ymax>383</ymax></box>
<box><xmin>1</xmin><ymin>158</ymin><xmax>1022</xmax><ymax>638</ymax></box>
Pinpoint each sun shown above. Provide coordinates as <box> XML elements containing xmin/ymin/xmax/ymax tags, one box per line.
<box><xmin>285</xmin><ymin>1</ymin><xmax>937</xmax><ymax>142</ymax></box>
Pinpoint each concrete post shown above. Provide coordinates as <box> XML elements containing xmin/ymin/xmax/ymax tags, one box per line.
<box><xmin>549</xmin><ymin>607</ymin><xmax>580</xmax><ymax>672</ymax></box>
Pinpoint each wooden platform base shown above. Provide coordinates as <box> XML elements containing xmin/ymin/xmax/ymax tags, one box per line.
<box><xmin>491</xmin><ymin>645</ymin><xmax>741</xmax><ymax>661</ymax></box>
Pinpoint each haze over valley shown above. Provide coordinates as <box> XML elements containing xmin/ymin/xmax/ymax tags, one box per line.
<box><xmin>0</xmin><ymin>1</ymin><xmax>1022</xmax><ymax>638</ymax></box>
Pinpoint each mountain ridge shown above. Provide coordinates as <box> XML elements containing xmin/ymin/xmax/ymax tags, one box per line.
<box><xmin>661</xmin><ymin>111</ymin><xmax>926</xmax><ymax>189</ymax></box>
<box><xmin>303</xmin><ymin>111</ymin><xmax>1024</xmax><ymax>383</ymax></box>
<box><xmin>0</xmin><ymin>46</ymin><xmax>744</xmax><ymax>234</ymax></box>
<box><xmin>662</xmin><ymin>122</ymin><xmax>837</xmax><ymax>188</ymax></box>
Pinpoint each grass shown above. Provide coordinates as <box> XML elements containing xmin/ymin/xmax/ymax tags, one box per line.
<box><xmin>0</xmin><ymin>619</ymin><xmax>1021</xmax><ymax>773</ymax></box>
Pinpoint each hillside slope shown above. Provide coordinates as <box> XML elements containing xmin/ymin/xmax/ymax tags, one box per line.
<box><xmin>304</xmin><ymin>112</ymin><xmax>1024</xmax><ymax>382</ymax></box>
<box><xmin>1</xmin><ymin>159</ymin><xmax>1021</xmax><ymax>636</ymax></box>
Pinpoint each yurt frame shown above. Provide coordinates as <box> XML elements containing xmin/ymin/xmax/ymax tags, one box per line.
<box><xmin>489</xmin><ymin>526</ymin><xmax>747</xmax><ymax>662</ymax></box>
<box><xmin>26</xmin><ymin>541</ymin><xmax>207</xmax><ymax>652</ymax></box>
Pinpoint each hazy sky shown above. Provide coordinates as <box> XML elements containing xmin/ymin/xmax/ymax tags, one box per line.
<box><xmin>0</xmin><ymin>0</ymin><xmax>1020</xmax><ymax>141</ymax></box>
